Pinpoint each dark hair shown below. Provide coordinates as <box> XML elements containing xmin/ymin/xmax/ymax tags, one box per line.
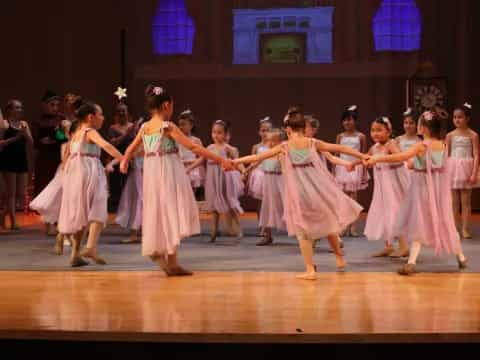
<box><xmin>419</xmin><ymin>111</ymin><xmax>446</xmax><ymax>139</ymax></box>
<box><xmin>74</xmin><ymin>98</ymin><xmax>98</xmax><ymax>121</ymax></box>
<box><xmin>284</xmin><ymin>112</ymin><xmax>306</xmax><ymax>131</ymax></box>
<box><xmin>372</xmin><ymin>116</ymin><xmax>394</xmax><ymax>137</ymax></box>
<box><xmin>305</xmin><ymin>115</ymin><xmax>320</xmax><ymax>129</ymax></box>
<box><xmin>454</xmin><ymin>103</ymin><xmax>473</xmax><ymax>119</ymax></box>
<box><xmin>212</xmin><ymin>119</ymin><xmax>229</xmax><ymax>133</ymax></box>
<box><xmin>341</xmin><ymin>105</ymin><xmax>358</xmax><ymax>122</ymax></box>
<box><xmin>145</xmin><ymin>84</ymin><xmax>173</xmax><ymax>111</ymax></box>
<box><xmin>178</xmin><ymin>109</ymin><xmax>195</xmax><ymax>125</ymax></box>
<box><xmin>403</xmin><ymin>107</ymin><xmax>417</xmax><ymax>122</ymax></box>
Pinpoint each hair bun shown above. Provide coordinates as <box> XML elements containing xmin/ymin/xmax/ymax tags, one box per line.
<box><xmin>403</xmin><ymin>107</ymin><xmax>413</xmax><ymax>116</ymax></box>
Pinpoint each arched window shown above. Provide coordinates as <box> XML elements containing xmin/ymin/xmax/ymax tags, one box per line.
<box><xmin>152</xmin><ymin>0</ymin><xmax>195</xmax><ymax>55</ymax></box>
<box><xmin>373</xmin><ymin>0</ymin><xmax>422</xmax><ymax>52</ymax></box>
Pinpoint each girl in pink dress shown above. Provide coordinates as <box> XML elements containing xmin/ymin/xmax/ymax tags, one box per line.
<box><xmin>235</xmin><ymin>111</ymin><xmax>368</xmax><ymax>280</ymax></box>
<box><xmin>361</xmin><ymin>117</ymin><xmax>410</xmax><ymax>258</ymax></box>
<box><xmin>305</xmin><ymin>114</ymin><xmax>355</xmax><ymax>251</ymax></box>
<box><xmin>121</xmin><ymin>86</ymin><xmax>233</xmax><ymax>276</ymax></box>
<box><xmin>367</xmin><ymin>110</ymin><xmax>468</xmax><ymax>276</ymax></box>
<box><xmin>446</xmin><ymin>103</ymin><xmax>479</xmax><ymax>239</ymax></box>
<box><xmin>335</xmin><ymin>105</ymin><xmax>369</xmax><ymax>237</ymax></box>
<box><xmin>109</xmin><ymin>146</ymin><xmax>144</xmax><ymax>244</ymax></box>
<box><xmin>247</xmin><ymin>117</ymin><xmax>272</xmax><ymax>200</ymax></box>
<box><xmin>58</xmin><ymin>100</ymin><xmax>124</xmax><ymax>267</ymax></box>
<box><xmin>187</xmin><ymin>120</ymin><xmax>245</xmax><ymax>242</ymax></box>
<box><xmin>395</xmin><ymin>108</ymin><xmax>422</xmax><ymax>154</ymax></box>
<box><xmin>177</xmin><ymin>109</ymin><xmax>205</xmax><ymax>193</ymax></box>
<box><xmin>30</xmin><ymin>119</ymin><xmax>73</xmax><ymax>254</ymax></box>
<box><xmin>256</xmin><ymin>128</ymin><xmax>286</xmax><ymax>246</ymax></box>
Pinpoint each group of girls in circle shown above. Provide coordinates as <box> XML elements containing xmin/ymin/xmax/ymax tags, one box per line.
<box><xmin>27</xmin><ymin>82</ymin><xmax>475</xmax><ymax>279</ymax></box>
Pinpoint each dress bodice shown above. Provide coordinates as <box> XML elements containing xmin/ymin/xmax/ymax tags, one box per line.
<box><xmin>339</xmin><ymin>135</ymin><xmax>361</xmax><ymax>161</ymax></box>
<box><xmin>451</xmin><ymin>136</ymin><xmax>473</xmax><ymax>159</ymax></box>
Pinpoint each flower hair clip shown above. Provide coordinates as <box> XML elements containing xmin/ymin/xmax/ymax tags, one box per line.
<box><xmin>259</xmin><ymin>116</ymin><xmax>270</xmax><ymax>124</ymax></box>
<box><xmin>423</xmin><ymin>111</ymin><xmax>434</xmax><ymax>121</ymax></box>
<box><xmin>181</xmin><ymin>109</ymin><xmax>192</xmax><ymax>115</ymax></box>
<box><xmin>464</xmin><ymin>102</ymin><xmax>472</xmax><ymax>110</ymax></box>
<box><xmin>382</xmin><ymin>117</ymin><xmax>392</xmax><ymax>131</ymax></box>
<box><xmin>348</xmin><ymin>105</ymin><xmax>358</xmax><ymax>112</ymax></box>
<box><xmin>152</xmin><ymin>87</ymin><xmax>164</xmax><ymax>96</ymax></box>
<box><xmin>403</xmin><ymin>107</ymin><xmax>413</xmax><ymax>116</ymax></box>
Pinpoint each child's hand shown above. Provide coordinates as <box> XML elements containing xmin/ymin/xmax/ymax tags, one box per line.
<box><xmin>365</xmin><ymin>156</ymin><xmax>376</xmax><ymax>167</ymax></box>
<box><xmin>222</xmin><ymin>159</ymin><xmax>235</xmax><ymax>172</ymax></box>
<box><xmin>120</xmin><ymin>159</ymin><xmax>129</xmax><ymax>174</ymax></box>
<box><xmin>105</xmin><ymin>163</ymin><xmax>115</xmax><ymax>174</ymax></box>
<box><xmin>469</xmin><ymin>174</ymin><xmax>478</xmax><ymax>185</ymax></box>
<box><xmin>346</xmin><ymin>163</ymin><xmax>356</xmax><ymax>172</ymax></box>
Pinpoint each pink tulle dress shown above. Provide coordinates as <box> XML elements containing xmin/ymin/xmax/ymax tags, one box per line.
<box><xmin>204</xmin><ymin>144</ymin><xmax>244</xmax><ymax>215</ymax></box>
<box><xmin>393</xmin><ymin>141</ymin><xmax>462</xmax><ymax>255</ymax></box>
<box><xmin>282</xmin><ymin>140</ymin><xmax>363</xmax><ymax>239</ymax></box>
<box><xmin>335</xmin><ymin>135</ymin><xmax>369</xmax><ymax>192</ymax></box>
<box><xmin>364</xmin><ymin>142</ymin><xmax>410</xmax><ymax>244</ymax></box>
<box><xmin>449</xmin><ymin>136</ymin><xmax>480</xmax><ymax>189</ymax></box>
<box><xmin>29</xmin><ymin>143</ymin><xmax>69</xmax><ymax>224</ymax></box>
<box><xmin>248</xmin><ymin>144</ymin><xmax>269</xmax><ymax>200</ymax></box>
<box><xmin>259</xmin><ymin>157</ymin><xmax>285</xmax><ymax>230</ymax></box>
<box><xmin>115</xmin><ymin>152</ymin><xmax>143</xmax><ymax>231</ymax></box>
<box><xmin>179</xmin><ymin>135</ymin><xmax>205</xmax><ymax>189</ymax></box>
<box><xmin>58</xmin><ymin>129</ymin><xmax>108</xmax><ymax>234</ymax></box>
<box><xmin>141</xmin><ymin>123</ymin><xmax>200</xmax><ymax>256</ymax></box>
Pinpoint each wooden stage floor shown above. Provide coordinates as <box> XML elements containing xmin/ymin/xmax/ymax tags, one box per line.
<box><xmin>1</xmin><ymin>214</ymin><xmax>480</xmax><ymax>345</ymax></box>
<box><xmin>0</xmin><ymin>271</ymin><xmax>479</xmax><ymax>344</ymax></box>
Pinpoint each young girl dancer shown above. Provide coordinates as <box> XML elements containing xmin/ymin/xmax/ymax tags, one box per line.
<box><xmin>121</xmin><ymin>85</ymin><xmax>234</xmax><ymax>276</ymax></box>
<box><xmin>396</xmin><ymin>108</ymin><xmax>421</xmax><ymax>153</ymax></box>
<box><xmin>256</xmin><ymin>128</ymin><xmax>285</xmax><ymax>246</ymax></box>
<box><xmin>362</xmin><ymin>117</ymin><xmax>410</xmax><ymax>258</ymax></box>
<box><xmin>247</xmin><ymin>117</ymin><xmax>272</xmax><ymax>200</ymax></box>
<box><xmin>109</xmin><ymin>144</ymin><xmax>144</xmax><ymax>244</ymax></box>
<box><xmin>58</xmin><ymin>99</ymin><xmax>124</xmax><ymax>267</ymax></box>
<box><xmin>367</xmin><ymin>110</ymin><xmax>468</xmax><ymax>275</ymax></box>
<box><xmin>446</xmin><ymin>103</ymin><xmax>479</xmax><ymax>239</ymax></box>
<box><xmin>187</xmin><ymin>120</ymin><xmax>245</xmax><ymax>242</ymax></box>
<box><xmin>234</xmin><ymin>111</ymin><xmax>368</xmax><ymax>280</ymax></box>
<box><xmin>178</xmin><ymin>109</ymin><xmax>205</xmax><ymax>194</ymax></box>
<box><xmin>30</xmin><ymin>119</ymin><xmax>73</xmax><ymax>254</ymax></box>
<box><xmin>335</xmin><ymin>105</ymin><xmax>368</xmax><ymax>236</ymax></box>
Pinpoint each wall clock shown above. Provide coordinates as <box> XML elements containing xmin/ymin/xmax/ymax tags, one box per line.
<box><xmin>407</xmin><ymin>77</ymin><xmax>448</xmax><ymax>113</ymax></box>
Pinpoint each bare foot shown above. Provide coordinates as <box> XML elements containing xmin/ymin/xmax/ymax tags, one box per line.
<box><xmin>81</xmin><ymin>248</ymin><xmax>107</xmax><ymax>265</ymax></box>
<box><xmin>372</xmin><ymin>247</ymin><xmax>394</xmax><ymax>258</ymax></box>
<box><xmin>54</xmin><ymin>233</ymin><xmax>64</xmax><ymax>255</ymax></box>
<box><xmin>296</xmin><ymin>272</ymin><xmax>317</xmax><ymax>281</ymax></box>
<box><xmin>336</xmin><ymin>255</ymin><xmax>347</xmax><ymax>270</ymax></box>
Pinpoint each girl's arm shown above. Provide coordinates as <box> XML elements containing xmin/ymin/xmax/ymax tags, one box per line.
<box><xmin>234</xmin><ymin>145</ymin><xmax>282</xmax><ymax>165</ymax></box>
<box><xmin>470</xmin><ymin>133</ymin><xmax>479</xmax><ymax>184</ymax></box>
<box><xmin>227</xmin><ymin>145</ymin><xmax>246</xmax><ymax>174</ymax></box>
<box><xmin>106</xmin><ymin>158</ymin><xmax>120</xmax><ymax>173</ymax></box>
<box><xmin>342</xmin><ymin>147</ymin><xmax>373</xmax><ymax>168</ymax></box>
<box><xmin>185</xmin><ymin>157</ymin><xmax>205</xmax><ymax>174</ymax></box>
<box><xmin>359</xmin><ymin>133</ymin><xmax>368</xmax><ymax>153</ymax></box>
<box><xmin>367</xmin><ymin>142</ymin><xmax>424</xmax><ymax>165</ymax></box>
<box><xmin>86</xmin><ymin>129</ymin><xmax>123</xmax><ymax>161</ymax></box>
<box><xmin>323</xmin><ymin>152</ymin><xmax>352</xmax><ymax>167</ymax></box>
<box><xmin>445</xmin><ymin>133</ymin><xmax>452</xmax><ymax>157</ymax></box>
<box><xmin>120</xmin><ymin>132</ymin><xmax>143</xmax><ymax>174</ymax></box>
<box><xmin>168</xmin><ymin>124</ymin><xmax>233</xmax><ymax>170</ymax></box>
<box><xmin>316</xmin><ymin>140</ymin><xmax>368</xmax><ymax>161</ymax></box>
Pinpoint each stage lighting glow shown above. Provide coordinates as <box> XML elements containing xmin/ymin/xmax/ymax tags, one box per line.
<box><xmin>373</xmin><ymin>0</ymin><xmax>422</xmax><ymax>52</ymax></box>
<box><xmin>152</xmin><ymin>0</ymin><xmax>195</xmax><ymax>55</ymax></box>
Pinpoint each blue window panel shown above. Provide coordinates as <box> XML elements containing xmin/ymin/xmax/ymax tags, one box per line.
<box><xmin>373</xmin><ymin>0</ymin><xmax>421</xmax><ymax>52</ymax></box>
<box><xmin>152</xmin><ymin>0</ymin><xmax>195</xmax><ymax>55</ymax></box>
